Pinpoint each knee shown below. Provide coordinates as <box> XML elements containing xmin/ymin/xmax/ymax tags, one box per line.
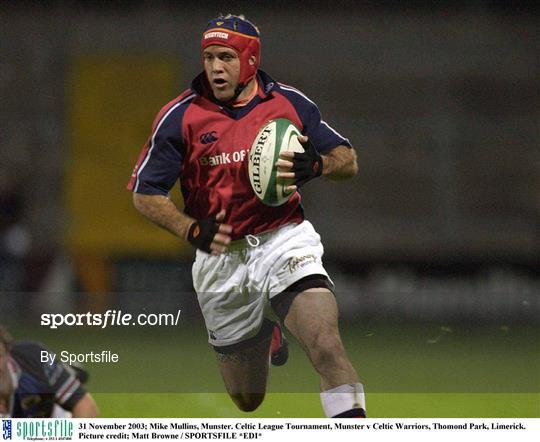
<box><xmin>309</xmin><ymin>330</ymin><xmax>346</xmax><ymax>368</ymax></box>
<box><xmin>231</xmin><ymin>393</ymin><xmax>265</xmax><ymax>412</ymax></box>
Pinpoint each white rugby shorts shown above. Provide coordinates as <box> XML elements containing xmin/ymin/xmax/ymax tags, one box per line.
<box><xmin>192</xmin><ymin>220</ymin><xmax>332</xmax><ymax>347</ymax></box>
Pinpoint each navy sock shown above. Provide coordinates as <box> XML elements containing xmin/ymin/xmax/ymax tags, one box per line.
<box><xmin>333</xmin><ymin>408</ymin><xmax>366</xmax><ymax>418</ymax></box>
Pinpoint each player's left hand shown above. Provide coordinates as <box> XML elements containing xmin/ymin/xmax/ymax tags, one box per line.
<box><xmin>276</xmin><ymin>135</ymin><xmax>323</xmax><ymax>191</ymax></box>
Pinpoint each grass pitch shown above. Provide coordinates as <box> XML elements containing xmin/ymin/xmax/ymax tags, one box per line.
<box><xmin>93</xmin><ymin>392</ymin><xmax>540</xmax><ymax>418</ymax></box>
<box><xmin>13</xmin><ymin>321</ymin><xmax>540</xmax><ymax>417</ymax></box>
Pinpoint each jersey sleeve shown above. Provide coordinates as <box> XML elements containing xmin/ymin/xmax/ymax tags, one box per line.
<box><xmin>127</xmin><ymin>93</ymin><xmax>195</xmax><ymax>195</ymax></box>
<box><xmin>49</xmin><ymin>362</ymin><xmax>88</xmax><ymax>411</ymax></box>
<box><xmin>277</xmin><ymin>84</ymin><xmax>352</xmax><ymax>154</ymax></box>
<box><xmin>11</xmin><ymin>341</ymin><xmax>87</xmax><ymax>411</ymax></box>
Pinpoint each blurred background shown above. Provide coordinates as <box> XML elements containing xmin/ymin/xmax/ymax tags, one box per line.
<box><xmin>0</xmin><ymin>0</ymin><xmax>538</xmax><ymax>412</ymax></box>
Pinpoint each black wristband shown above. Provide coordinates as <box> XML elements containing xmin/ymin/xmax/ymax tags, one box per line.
<box><xmin>187</xmin><ymin>217</ymin><xmax>219</xmax><ymax>253</ymax></box>
<box><xmin>291</xmin><ymin>138</ymin><xmax>323</xmax><ymax>188</ymax></box>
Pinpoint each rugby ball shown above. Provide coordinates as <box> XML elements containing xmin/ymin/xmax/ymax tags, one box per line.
<box><xmin>248</xmin><ymin>119</ymin><xmax>304</xmax><ymax>207</ymax></box>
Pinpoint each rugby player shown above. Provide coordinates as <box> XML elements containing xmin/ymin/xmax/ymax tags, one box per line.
<box><xmin>128</xmin><ymin>14</ymin><xmax>365</xmax><ymax>418</ymax></box>
<box><xmin>0</xmin><ymin>326</ymin><xmax>99</xmax><ymax>417</ymax></box>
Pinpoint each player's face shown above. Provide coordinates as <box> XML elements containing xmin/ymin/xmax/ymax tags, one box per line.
<box><xmin>203</xmin><ymin>45</ymin><xmax>241</xmax><ymax>101</ymax></box>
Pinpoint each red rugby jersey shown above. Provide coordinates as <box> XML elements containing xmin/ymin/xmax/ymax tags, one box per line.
<box><xmin>127</xmin><ymin>70</ymin><xmax>351</xmax><ymax>240</ymax></box>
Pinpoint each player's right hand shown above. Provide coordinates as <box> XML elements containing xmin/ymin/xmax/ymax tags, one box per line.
<box><xmin>186</xmin><ymin>210</ymin><xmax>232</xmax><ymax>255</ymax></box>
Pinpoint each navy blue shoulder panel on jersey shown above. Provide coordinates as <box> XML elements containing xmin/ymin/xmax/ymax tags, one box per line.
<box><xmin>134</xmin><ymin>93</ymin><xmax>197</xmax><ymax>196</ymax></box>
<box><xmin>275</xmin><ymin>83</ymin><xmax>351</xmax><ymax>154</ymax></box>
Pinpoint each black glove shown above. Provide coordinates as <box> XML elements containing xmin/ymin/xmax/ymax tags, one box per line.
<box><xmin>187</xmin><ymin>216</ymin><xmax>219</xmax><ymax>253</ymax></box>
<box><xmin>291</xmin><ymin>138</ymin><xmax>323</xmax><ymax>188</ymax></box>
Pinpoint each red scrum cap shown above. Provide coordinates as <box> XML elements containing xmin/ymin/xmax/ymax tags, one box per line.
<box><xmin>201</xmin><ymin>14</ymin><xmax>261</xmax><ymax>87</ymax></box>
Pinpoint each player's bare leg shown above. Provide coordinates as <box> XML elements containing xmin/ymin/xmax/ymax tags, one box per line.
<box><xmin>215</xmin><ymin>332</ymin><xmax>272</xmax><ymax>412</ymax></box>
<box><xmin>283</xmin><ymin>288</ymin><xmax>365</xmax><ymax>417</ymax></box>
<box><xmin>284</xmin><ymin>288</ymin><xmax>357</xmax><ymax>389</ymax></box>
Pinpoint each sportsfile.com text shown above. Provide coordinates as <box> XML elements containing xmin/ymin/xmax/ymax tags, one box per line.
<box><xmin>40</xmin><ymin>310</ymin><xmax>182</xmax><ymax>329</ymax></box>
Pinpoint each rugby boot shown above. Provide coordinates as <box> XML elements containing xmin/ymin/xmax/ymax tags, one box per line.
<box><xmin>270</xmin><ymin>323</ymin><xmax>289</xmax><ymax>366</ymax></box>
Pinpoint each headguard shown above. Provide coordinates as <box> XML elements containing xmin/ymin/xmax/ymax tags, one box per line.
<box><xmin>201</xmin><ymin>14</ymin><xmax>261</xmax><ymax>88</ymax></box>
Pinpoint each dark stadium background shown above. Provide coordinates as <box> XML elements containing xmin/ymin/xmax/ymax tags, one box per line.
<box><xmin>0</xmin><ymin>1</ymin><xmax>538</xmax><ymax>417</ymax></box>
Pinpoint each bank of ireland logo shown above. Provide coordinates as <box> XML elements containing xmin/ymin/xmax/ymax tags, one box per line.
<box><xmin>200</xmin><ymin>131</ymin><xmax>219</xmax><ymax>144</ymax></box>
<box><xmin>2</xmin><ymin>420</ymin><xmax>12</xmax><ymax>441</ymax></box>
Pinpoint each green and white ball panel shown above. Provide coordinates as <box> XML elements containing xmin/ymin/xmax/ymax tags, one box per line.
<box><xmin>248</xmin><ymin>118</ymin><xmax>304</xmax><ymax>207</ymax></box>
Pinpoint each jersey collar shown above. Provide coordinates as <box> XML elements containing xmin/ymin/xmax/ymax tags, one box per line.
<box><xmin>191</xmin><ymin>69</ymin><xmax>278</xmax><ymax>103</ymax></box>
<box><xmin>191</xmin><ymin>70</ymin><xmax>279</xmax><ymax>120</ymax></box>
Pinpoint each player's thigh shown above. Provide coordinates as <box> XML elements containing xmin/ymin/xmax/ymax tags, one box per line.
<box><xmin>283</xmin><ymin>288</ymin><xmax>342</xmax><ymax>354</ymax></box>
<box><xmin>215</xmin><ymin>330</ymin><xmax>272</xmax><ymax>395</ymax></box>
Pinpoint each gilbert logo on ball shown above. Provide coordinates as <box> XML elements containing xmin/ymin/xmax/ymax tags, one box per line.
<box><xmin>248</xmin><ymin>119</ymin><xmax>304</xmax><ymax>207</ymax></box>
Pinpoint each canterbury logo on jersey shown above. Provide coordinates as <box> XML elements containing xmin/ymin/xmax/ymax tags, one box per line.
<box><xmin>199</xmin><ymin>131</ymin><xmax>219</xmax><ymax>144</ymax></box>
<box><xmin>199</xmin><ymin>148</ymin><xmax>249</xmax><ymax>166</ymax></box>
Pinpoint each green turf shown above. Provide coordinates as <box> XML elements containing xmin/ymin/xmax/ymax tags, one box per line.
<box><xmin>92</xmin><ymin>393</ymin><xmax>540</xmax><ymax>418</ymax></box>
<box><xmin>8</xmin><ymin>321</ymin><xmax>540</xmax><ymax>417</ymax></box>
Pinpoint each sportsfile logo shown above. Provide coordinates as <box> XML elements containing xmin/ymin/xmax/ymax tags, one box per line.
<box><xmin>15</xmin><ymin>419</ymin><xmax>73</xmax><ymax>440</ymax></box>
<box><xmin>2</xmin><ymin>420</ymin><xmax>11</xmax><ymax>441</ymax></box>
